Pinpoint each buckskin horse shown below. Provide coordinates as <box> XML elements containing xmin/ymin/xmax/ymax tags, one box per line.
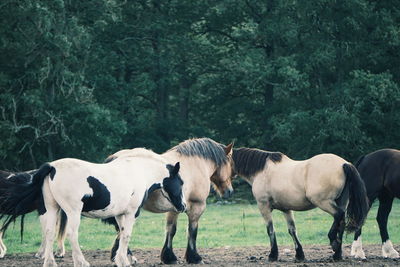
<box><xmin>104</xmin><ymin>137</ymin><xmax>234</xmax><ymax>264</ymax></box>
<box><xmin>231</xmin><ymin>147</ymin><xmax>369</xmax><ymax>261</ymax></box>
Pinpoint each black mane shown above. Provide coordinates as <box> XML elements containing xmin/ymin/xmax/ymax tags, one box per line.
<box><xmin>232</xmin><ymin>148</ymin><xmax>283</xmax><ymax>178</ymax></box>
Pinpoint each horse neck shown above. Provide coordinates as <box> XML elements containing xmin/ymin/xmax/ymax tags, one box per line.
<box><xmin>141</xmin><ymin>168</ymin><xmax>167</xmax><ymax>191</ymax></box>
<box><xmin>238</xmin><ymin>172</ymin><xmax>256</xmax><ymax>186</ymax></box>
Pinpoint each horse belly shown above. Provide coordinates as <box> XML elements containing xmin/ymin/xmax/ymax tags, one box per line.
<box><xmin>272</xmin><ymin>193</ymin><xmax>315</xmax><ymax>211</ymax></box>
<box><xmin>143</xmin><ymin>191</ymin><xmax>174</xmax><ymax>213</ymax></box>
<box><xmin>82</xmin><ymin>195</ymin><xmax>139</xmax><ymax>219</ymax></box>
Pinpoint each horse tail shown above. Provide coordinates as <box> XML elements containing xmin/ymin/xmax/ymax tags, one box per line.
<box><xmin>354</xmin><ymin>155</ymin><xmax>365</xmax><ymax>168</ymax></box>
<box><xmin>342</xmin><ymin>163</ymin><xmax>369</xmax><ymax>233</ymax></box>
<box><xmin>0</xmin><ymin>164</ymin><xmax>54</xmax><ymax>232</ymax></box>
<box><xmin>57</xmin><ymin>209</ymin><xmax>68</xmax><ymax>242</ymax></box>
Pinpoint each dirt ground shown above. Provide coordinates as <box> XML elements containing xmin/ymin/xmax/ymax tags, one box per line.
<box><xmin>1</xmin><ymin>244</ymin><xmax>399</xmax><ymax>267</ymax></box>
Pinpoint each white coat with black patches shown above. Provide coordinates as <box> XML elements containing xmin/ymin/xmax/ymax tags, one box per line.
<box><xmin>1</xmin><ymin>151</ymin><xmax>186</xmax><ymax>267</ymax></box>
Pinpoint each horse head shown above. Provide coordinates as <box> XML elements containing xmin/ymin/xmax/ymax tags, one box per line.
<box><xmin>162</xmin><ymin>162</ymin><xmax>186</xmax><ymax>213</ymax></box>
<box><xmin>210</xmin><ymin>143</ymin><xmax>235</xmax><ymax>199</ymax></box>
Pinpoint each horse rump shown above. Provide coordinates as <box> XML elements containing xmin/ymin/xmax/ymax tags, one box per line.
<box><xmin>342</xmin><ymin>163</ymin><xmax>369</xmax><ymax>232</ymax></box>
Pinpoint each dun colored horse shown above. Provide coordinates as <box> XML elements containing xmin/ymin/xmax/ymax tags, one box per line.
<box><xmin>232</xmin><ymin>147</ymin><xmax>369</xmax><ymax>261</ymax></box>
<box><xmin>351</xmin><ymin>149</ymin><xmax>400</xmax><ymax>259</ymax></box>
<box><xmin>104</xmin><ymin>138</ymin><xmax>234</xmax><ymax>264</ymax></box>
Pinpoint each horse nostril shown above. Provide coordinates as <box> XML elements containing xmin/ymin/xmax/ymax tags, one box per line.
<box><xmin>223</xmin><ymin>189</ymin><xmax>233</xmax><ymax>199</ymax></box>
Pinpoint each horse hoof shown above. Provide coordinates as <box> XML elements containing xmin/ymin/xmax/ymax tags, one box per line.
<box><xmin>331</xmin><ymin>240</ymin><xmax>340</xmax><ymax>252</ymax></box>
<box><xmin>43</xmin><ymin>258</ymin><xmax>58</xmax><ymax>267</ymax></box>
<box><xmin>185</xmin><ymin>254</ymin><xmax>203</xmax><ymax>264</ymax></box>
<box><xmin>35</xmin><ymin>251</ymin><xmax>44</xmax><ymax>259</ymax></box>
<box><xmin>161</xmin><ymin>247</ymin><xmax>178</xmax><ymax>264</ymax></box>
<box><xmin>333</xmin><ymin>253</ymin><xmax>342</xmax><ymax>261</ymax></box>
<box><xmin>268</xmin><ymin>254</ymin><xmax>278</xmax><ymax>262</ymax></box>
<box><xmin>295</xmin><ymin>255</ymin><xmax>305</xmax><ymax>262</ymax></box>
<box><xmin>382</xmin><ymin>240</ymin><xmax>400</xmax><ymax>258</ymax></box>
<box><xmin>129</xmin><ymin>255</ymin><xmax>137</xmax><ymax>265</ymax></box>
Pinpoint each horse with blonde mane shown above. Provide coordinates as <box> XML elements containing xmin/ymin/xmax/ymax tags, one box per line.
<box><xmin>232</xmin><ymin>147</ymin><xmax>369</xmax><ymax>261</ymax></box>
<box><xmin>104</xmin><ymin>137</ymin><xmax>234</xmax><ymax>264</ymax></box>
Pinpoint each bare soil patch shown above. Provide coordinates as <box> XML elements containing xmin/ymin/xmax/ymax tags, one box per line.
<box><xmin>1</xmin><ymin>244</ymin><xmax>399</xmax><ymax>266</ymax></box>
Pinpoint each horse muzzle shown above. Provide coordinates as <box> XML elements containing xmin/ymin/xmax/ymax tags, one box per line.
<box><xmin>223</xmin><ymin>188</ymin><xmax>234</xmax><ymax>199</ymax></box>
<box><xmin>177</xmin><ymin>202</ymin><xmax>187</xmax><ymax>213</ymax></box>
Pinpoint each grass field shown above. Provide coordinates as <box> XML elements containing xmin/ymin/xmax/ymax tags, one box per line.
<box><xmin>3</xmin><ymin>199</ymin><xmax>399</xmax><ymax>254</ymax></box>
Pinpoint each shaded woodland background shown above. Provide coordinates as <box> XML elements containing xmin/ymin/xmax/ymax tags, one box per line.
<box><xmin>0</xmin><ymin>0</ymin><xmax>399</xmax><ymax>172</ymax></box>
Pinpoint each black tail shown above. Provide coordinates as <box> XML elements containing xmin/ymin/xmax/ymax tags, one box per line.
<box><xmin>0</xmin><ymin>164</ymin><xmax>54</xmax><ymax>232</ymax></box>
<box><xmin>57</xmin><ymin>209</ymin><xmax>68</xmax><ymax>242</ymax></box>
<box><xmin>342</xmin><ymin>163</ymin><xmax>369</xmax><ymax>233</ymax></box>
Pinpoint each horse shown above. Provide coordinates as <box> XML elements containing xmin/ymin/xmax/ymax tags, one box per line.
<box><xmin>104</xmin><ymin>137</ymin><xmax>235</xmax><ymax>264</ymax></box>
<box><xmin>0</xmin><ymin>169</ymin><xmax>37</xmax><ymax>258</ymax></box>
<box><xmin>0</xmin><ymin>150</ymin><xmax>186</xmax><ymax>267</ymax></box>
<box><xmin>231</xmin><ymin>147</ymin><xmax>369</xmax><ymax>261</ymax></box>
<box><xmin>351</xmin><ymin>148</ymin><xmax>400</xmax><ymax>259</ymax></box>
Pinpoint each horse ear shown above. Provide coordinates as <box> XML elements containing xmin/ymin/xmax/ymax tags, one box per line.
<box><xmin>225</xmin><ymin>143</ymin><xmax>234</xmax><ymax>156</ymax></box>
<box><xmin>104</xmin><ymin>155</ymin><xmax>115</xmax><ymax>163</ymax></box>
<box><xmin>172</xmin><ymin>162</ymin><xmax>180</xmax><ymax>176</ymax></box>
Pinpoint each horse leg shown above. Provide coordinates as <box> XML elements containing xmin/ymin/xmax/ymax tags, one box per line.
<box><xmin>351</xmin><ymin>229</ymin><xmax>366</xmax><ymax>259</ymax></box>
<box><xmin>0</xmin><ymin>231</ymin><xmax>6</xmax><ymax>258</ymax></box>
<box><xmin>335</xmin><ymin>212</ymin><xmax>346</xmax><ymax>261</ymax></box>
<box><xmin>377</xmin><ymin>195</ymin><xmax>399</xmax><ymax>258</ymax></box>
<box><xmin>65</xmin><ymin>211</ymin><xmax>89</xmax><ymax>267</ymax></box>
<box><xmin>42</xmin><ymin>179</ymin><xmax>59</xmax><ymax>267</ymax></box>
<box><xmin>283</xmin><ymin>210</ymin><xmax>304</xmax><ymax>261</ymax></box>
<box><xmin>161</xmin><ymin>211</ymin><xmax>179</xmax><ymax>264</ymax></box>
<box><xmin>42</xmin><ymin>208</ymin><xmax>58</xmax><ymax>267</ymax></box>
<box><xmin>35</xmin><ymin>214</ymin><xmax>48</xmax><ymax>259</ymax></box>
<box><xmin>257</xmin><ymin>201</ymin><xmax>278</xmax><ymax>261</ymax></box>
<box><xmin>351</xmin><ymin>195</ymin><xmax>375</xmax><ymax>259</ymax></box>
<box><xmin>317</xmin><ymin>200</ymin><xmax>344</xmax><ymax>261</ymax></box>
<box><xmin>185</xmin><ymin>202</ymin><xmax>206</xmax><ymax>264</ymax></box>
<box><xmin>114</xmin><ymin>214</ymin><xmax>136</xmax><ymax>267</ymax></box>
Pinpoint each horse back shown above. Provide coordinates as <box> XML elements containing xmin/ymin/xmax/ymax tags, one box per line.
<box><xmin>357</xmin><ymin>149</ymin><xmax>400</xmax><ymax>198</ymax></box>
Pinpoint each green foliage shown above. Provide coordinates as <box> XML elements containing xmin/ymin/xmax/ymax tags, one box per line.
<box><xmin>0</xmin><ymin>1</ymin><xmax>399</xmax><ymax>191</ymax></box>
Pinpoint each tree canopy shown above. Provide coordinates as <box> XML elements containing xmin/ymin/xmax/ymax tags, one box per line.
<box><xmin>1</xmin><ymin>0</ymin><xmax>399</xmax><ymax>171</ymax></box>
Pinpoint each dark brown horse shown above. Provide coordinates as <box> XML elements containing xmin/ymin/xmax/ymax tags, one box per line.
<box><xmin>351</xmin><ymin>149</ymin><xmax>400</xmax><ymax>259</ymax></box>
<box><xmin>0</xmin><ymin>169</ymin><xmax>38</xmax><ymax>258</ymax></box>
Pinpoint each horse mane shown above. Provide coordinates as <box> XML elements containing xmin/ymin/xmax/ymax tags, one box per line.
<box><xmin>168</xmin><ymin>138</ymin><xmax>227</xmax><ymax>167</ymax></box>
<box><xmin>232</xmin><ymin>148</ymin><xmax>283</xmax><ymax>177</ymax></box>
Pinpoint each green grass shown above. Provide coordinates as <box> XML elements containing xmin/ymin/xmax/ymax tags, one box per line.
<box><xmin>3</xmin><ymin>199</ymin><xmax>399</xmax><ymax>254</ymax></box>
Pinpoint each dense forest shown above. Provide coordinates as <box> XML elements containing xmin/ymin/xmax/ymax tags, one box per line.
<box><xmin>0</xmin><ymin>0</ymin><xmax>399</xmax><ymax>171</ymax></box>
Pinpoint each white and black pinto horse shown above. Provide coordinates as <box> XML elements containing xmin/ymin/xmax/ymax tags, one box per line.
<box><xmin>232</xmin><ymin>148</ymin><xmax>369</xmax><ymax>261</ymax></box>
<box><xmin>104</xmin><ymin>138</ymin><xmax>235</xmax><ymax>264</ymax></box>
<box><xmin>0</xmin><ymin>150</ymin><xmax>186</xmax><ymax>267</ymax></box>
<box><xmin>351</xmin><ymin>149</ymin><xmax>400</xmax><ymax>259</ymax></box>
